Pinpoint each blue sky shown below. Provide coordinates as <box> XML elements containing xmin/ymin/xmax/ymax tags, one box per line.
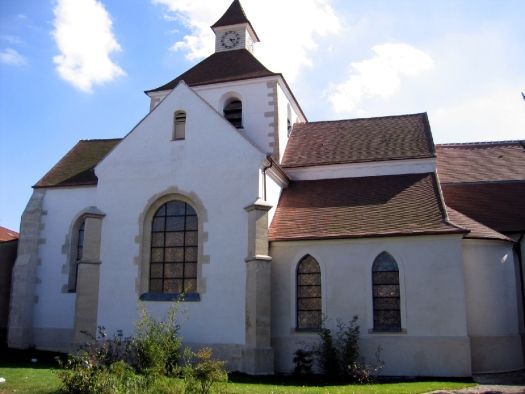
<box><xmin>1</xmin><ymin>0</ymin><xmax>524</xmax><ymax>231</ymax></box>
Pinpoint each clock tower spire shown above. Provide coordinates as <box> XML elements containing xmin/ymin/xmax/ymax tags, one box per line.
<box><xmin>211</xmin><ymin>0</ymin><xmax>260</xmax><ymax>53</ymax></box>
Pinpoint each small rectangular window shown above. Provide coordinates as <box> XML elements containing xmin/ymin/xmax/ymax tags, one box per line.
<box><xmin>174</xmin><ymin>111</ymin><xmax>186</xmax><ymax>140</ymax></box>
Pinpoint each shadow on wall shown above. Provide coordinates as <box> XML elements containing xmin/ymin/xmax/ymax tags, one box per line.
<box><xmin>0</xmin><ymin>238</ymin><xmax>18</xmax><ymax>347</ymax></box>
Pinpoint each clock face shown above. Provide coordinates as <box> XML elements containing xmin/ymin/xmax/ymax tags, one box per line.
<box><xmin>220</xmin><ymin>30</ymin><xmax>241</xmax><ymax>49</ymax></box>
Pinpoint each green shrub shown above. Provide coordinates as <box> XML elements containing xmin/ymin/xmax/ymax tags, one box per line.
<box><xmin>183</xmin><ymin>347</ymin><xmax>228</xmax><ymax>394</ymax></box>
<box><xmin>296</xmin><ymin>315</ymin><xmax>384</xmax><ymax>382</ymax></box>
<box><xmin>292</xmin><ymin>349</ymin><xmax>314</xmax><ymax>375</ymax></box>
<box><xmin>317</xmin><ymin>321</ymin><xmax>340</xmax><ymax>377</ymax></box>
<box><xmin>132</xmin><ymin>303</ymin><xmax>182</xmax><ymax>376</ymax></box>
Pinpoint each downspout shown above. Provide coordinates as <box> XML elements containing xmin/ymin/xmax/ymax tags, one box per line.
<box><xmin>261</xmin><ymin>155</ymin><xmax>273</xmax><ymax>201</ymax></box>
<box><xmin>515</xmin><ymin>234</ymin><xmax>525</xmax><ymax>327</ymax></box>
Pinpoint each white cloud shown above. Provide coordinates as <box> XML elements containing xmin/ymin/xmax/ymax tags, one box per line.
<box><xmin>152</xmin><ymin>0</ymin><xmax>341</xmax><ymax>82</ymax></box>
<box><xmin>430</xmin><ymin>85</ymin><xmax>525</xmax><ymax>143</ymax></box>
<box><xmin>52</xmin><ymin>0</ymin><xmax>124</xmax><ymax>92</ymax></box>
<box><xmin>0</xmin><ymin>48</ymin><xmax>27</xmax><ymax>66</ymax></box>
<box><xmin>327</xmin><ymin>43</ymin><xmax>434</xmax><ymax>114</ymax></box>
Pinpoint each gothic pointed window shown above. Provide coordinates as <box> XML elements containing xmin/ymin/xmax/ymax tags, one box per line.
<box><xmin>223</xmin><ymin>98</ymin><xmax>243</xmax><ymax>128</ymax></box>
<box><xmin>173</xmin><ymin>111</ymin><xmax>186</xmax><ymax>140</ymax></box>
<box><xmin>150</xmin><ymin>200</ymin><xmax>198</xmax><ymax>295</ymax></box>
<box><xmin>296</xmin><ymin>255</ymin><xmax>321</xmax><ymax>330</ymax></box>
<box><xmin>372</xmin><ymin>252</ymin><xmax>401</xmax><ymax>331</ymax></box>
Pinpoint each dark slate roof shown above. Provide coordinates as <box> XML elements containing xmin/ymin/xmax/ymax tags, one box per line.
<box><xmin>436</xmin><ymin>141</ymin><xmax>525</xmax><ymax>183</ymax></box>
<box><xmin>282</xmin><ymin>113</ymin><xmax>435</xmax><ymax>168</ymax></box>
<box><xmin>211</xmin><ymin>0</ymin><xmax>259</xmax><ymax>40</ymax></box>
<box><xmin>34</xmin><ymin>139</ymin><xmax>121</xmax><ymax>188</ymax></box>
<box><xmin>146</xmin><ymin>49</ymin><xmax>276</xmax><ymax>93</ymax></box>
<box><xmin>441</xmin><ymin>182</ymin><xmax>525</xmax><ymax>233</ymax></box>
<box><xmin>0</xmin><ymin>226</ymin><xmax>19</xmax><ymax>242</ymax></box>
<box><xmin>446</xmin><ymin>206</ymin><xmax>512</xmax><ymax>242</ymax></box>
<box><xmin>269</xmin><ymin>173</ymin><xmax>463</xmax><ymax>241</ymax></box>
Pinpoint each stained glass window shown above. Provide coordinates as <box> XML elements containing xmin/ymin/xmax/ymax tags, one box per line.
<box><xmin>372</xmin><ymin>252</ymin><xmax>401</xmax><ymax>331</ymax></box>
<box><xmin>296</xmin><ymin>255</ymin><xmax>321</xmax><ymax>330</ymax></box>
<box><xmin>150</xmin><ymin>200</ymin><xmax>198</xmax><ymax>294</ymax></box>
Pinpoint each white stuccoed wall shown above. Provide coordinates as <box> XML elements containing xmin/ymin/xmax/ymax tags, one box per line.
<box><xmin>33</xmin><ymin>187</ymin><xmax>97</xmax><ymax>350</ymax></box>
<box><xmin>193</xmin><ymin>78</ymin><xmax>276</xmax><ymax>155</ymax></box>
<box><xmin>270</xmin><ymin>235</ymin><xmax>472</xmax><ymax>376</ymax></box>
<box><xmin>95</xmin><ymin>82</ymin><xmax>265</xmax><ymax>345</ymax></box>
<box><xmin>462</xmin><ymin>239</ymin><xmax>524</xmax><ymax>372</ymax></box>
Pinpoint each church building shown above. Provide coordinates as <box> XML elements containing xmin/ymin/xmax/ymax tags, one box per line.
<box><xmin>8</xmin><ymin>0</ymin><xmax>525</xmax><ymax>376</ymax></box>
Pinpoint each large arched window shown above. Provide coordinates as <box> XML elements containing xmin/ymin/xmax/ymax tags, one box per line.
<box><xmin>173</xmin><ymin>110</ymin><xmax>186</xmax><ymax>140</ymax></box>
<box><xmin>150</xmin><ymin>200</ymin><xmax>198</xmax><ymax>294</ymax></box>
<box><xmin>296</xmin><ymin>255</ymin><xmax>321</xmax><ymax>330</ymax></box>
<box><xmin>372</xmin><ymin>252</ymin><xmax>401</xmax><ymax>331</ymax></box>
<box><xmin>223</xmin><ymin>98</ymin><xmax>242</xmax><ymax>128</ymax></box>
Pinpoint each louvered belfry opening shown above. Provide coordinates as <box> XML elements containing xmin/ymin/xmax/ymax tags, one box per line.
<box><xmin>224</xmin><ymin>99</ymin><xmax>243</xmax><ymax>128</ymax></box>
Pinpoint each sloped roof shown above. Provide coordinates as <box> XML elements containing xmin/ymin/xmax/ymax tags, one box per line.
<box><xmin>211</xmin><ymin>0</ymin><xmax>259</xmax><ymax>41</ymax></box>
<box><xmin>146</xmin><ymin>49</ymin><xmax>276</xmax><ymax>93</ymax></box>
<box><xmin>441</xmin><ymin>182</ymin><xmax>525</xmax><ymax>233</ymax></box>
<box><xmin>446</xmin><ymin>206</ymin><xmax>512</xmax><ymax>242</ymax></box>
<box><xmin>436</xmin><ymin>140</ymin><xmax>525</xmax><ymax>233</ymax></box>
<box><xmin>282</xmin><ymin>113</ymin><xmax>435</xmax><ymax>168</ymax></box>
<box><xmin>0</xmin><ymin>226</ymin><xmax>19</xmax><ymax>242</ymax></box>
<box><xmin>269</xmin><ymin>173</ymin><xmax>463</xmax><ymax>241</ymax></box>
<box><xmin>34</xmin><ymin>139</ymin><xmax>121</xmax><ymax>188</ymax></box>
<box><xmin>436</xmin><ymin>141</ymin><xmax>525</xmax><ymax>183</ymax></box>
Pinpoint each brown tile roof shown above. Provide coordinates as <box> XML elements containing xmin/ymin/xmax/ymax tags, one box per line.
<box><xmin>436</xmin><ymin>141</ymin><xmax>525</xmax><ymax>183</ymax></box>
<box><xmin>34</xmin><ymin>139</ymin><xmax>121</xmax><ymax>188</ymax></box>
<box><xmin>446</xmin><ymin>206</ymin><xmax>512</xmax><ymax>242</ymax></box>
<box><xmin>282</xmin><ymin>113</ymin><xmax>435</xmax><ymax>168</ymax></box>
<box><xmin>146</xmin><ymin>49</ymin><xmax>276</xmax><ymax>93</ymax></box>
<box><xmin>211</xmin><ymin>0</ymin><xmax>259</xmax><ymax>41</ymax></box>
<box><xmin>0</xmin><ymin>226</ymin><xmax>19</xmax><ymax>242</ymax></box>
<box><xmin>441</xmin><ymin>182</ymin><xmax>525</xmax><ymax>233</ymax></box>
<box><xmin>269</xmin><ymin>173</ymin><xmax>463</xmax><ymax>241</ymax></box>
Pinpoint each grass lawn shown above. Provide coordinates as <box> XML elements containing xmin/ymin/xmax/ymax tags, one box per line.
<box><xmin>0</xmin><ymin>349</ymin><xmax>476</xmax><ymax>394</ymax></box>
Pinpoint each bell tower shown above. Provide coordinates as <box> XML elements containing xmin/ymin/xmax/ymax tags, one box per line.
<box><xmin>211</xmin><ymin>0</ymin><xmax>260</xmax><ymax>53</ymax></box>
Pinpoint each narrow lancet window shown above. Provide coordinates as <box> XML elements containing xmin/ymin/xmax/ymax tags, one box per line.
<box><xmin>372</xmin><ymin>252</ymin><xmax>401</xmax><ymax>331</ymax></box>
<box><xmin>296</xmin><ymin>255</ymin><xmax>321</xmax><ymax>330</ymax></box>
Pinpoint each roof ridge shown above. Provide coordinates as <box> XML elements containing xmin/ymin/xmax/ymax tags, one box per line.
<box><xmin>437</xmin><ymin>140</ymin><xmax>525</xmax><ymax>147</ymax></box>
<box><xmin>300</xmin><ymin>112</ymin><xmax>427</xmax><ymax>125</ymax></box>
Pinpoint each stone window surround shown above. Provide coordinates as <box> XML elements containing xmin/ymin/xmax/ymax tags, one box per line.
<box><xmin>136</xmin><ymin>189</ymin><xmax>209</xmax><ymax>301</ymax></box>
<box><xmin>62</xmin><ymin>207</ymin><xmax>105</xmax><ymax>294</ymax></box>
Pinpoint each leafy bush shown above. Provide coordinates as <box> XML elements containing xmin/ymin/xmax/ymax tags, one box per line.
<box><xmin>182</xmin><ymin>347</ymin><xmax>228</xmax><ymax>394</ymax></box>
<box><xmin>56</xmin><ymin>302</ymin><xmax>228</xmax><ymax>394</ymax></box>
<box><xmin>317</xmin><ymin>323</ymin><xmax>340</xmax><ymax>377</ymax></box>
<box><xmin>132</xmin><ymin>303</ymin><xmax>182</xmax><ymax>376</ymax></box>
<box><xmin>292</xmin><ymin>349</ymin><xmax>314</xmax><ymax>375</ymax></box>
<box><xmin>294</xmin><ymin>315</ymin><xmax>384</xmax><ymax>382</ymax></box>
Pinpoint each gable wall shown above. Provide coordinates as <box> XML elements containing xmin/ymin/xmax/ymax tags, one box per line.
<box><xmin>94</xmin><ymin>83</ymin><xmax>265</xmax><ymax>346</ymax></box>
<box><xmin>270</xmin><ymin>235</ymin><xmax>471</xmax><ymax>376</ymax></box>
